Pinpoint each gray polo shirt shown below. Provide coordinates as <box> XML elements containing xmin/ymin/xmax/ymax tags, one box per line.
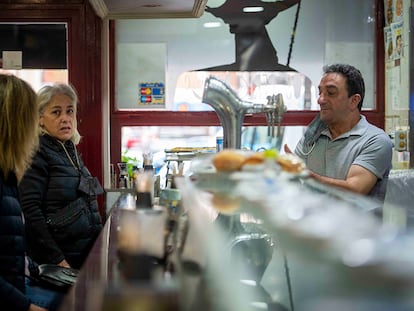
<box><xmin>295</xmin><ymin>115</ymin><xmax>393</xmax><ymax>202</ymax></box>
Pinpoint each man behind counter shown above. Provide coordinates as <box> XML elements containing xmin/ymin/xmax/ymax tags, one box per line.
<box><xmin>285</xmin><ymin>63</ymin><xmax>393</xmax><ymax>202</ymax></box>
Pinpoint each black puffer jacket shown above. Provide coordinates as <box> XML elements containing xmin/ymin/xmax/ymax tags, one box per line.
<box><xmin>19</xmin><ymin>135</ymin><xmax>103</xmax><ymax>269</ymax></box>
<box><xmin>0</xmin><ymin>171</ymin><xmax>31</xmax><ymax>311</ymax></box>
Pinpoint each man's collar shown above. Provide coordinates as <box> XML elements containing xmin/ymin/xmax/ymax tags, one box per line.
<box><xmin>322</xmin><ymin>115</ymin><xmax>367</xmax><ymax>140</ymax></box>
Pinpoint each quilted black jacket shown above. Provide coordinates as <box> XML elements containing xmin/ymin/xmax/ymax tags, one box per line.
<box><xmin>19</xmin><ymin>135</ymin><xmax>103</xmax><ymax>269</ymax></box>
<box><xmin>0</xmin><ymin>171</ymin><xmax>31</xmax><ymax>311</ymax></box>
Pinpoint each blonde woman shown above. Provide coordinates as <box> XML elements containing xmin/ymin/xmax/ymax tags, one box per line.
<box><xmin>0</xmin><ymin>74</ymin><xmax>63</xmax><ymax>311</ymax></box>
<box><xmin>19</xmin><ymin>83</ymin><xmax>103</xmax><ymax>270</ymax></box>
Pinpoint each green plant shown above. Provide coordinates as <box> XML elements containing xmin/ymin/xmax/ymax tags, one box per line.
<box><xmin>121</xmin><ymin>150</ymin><xmax>142</xmax><ymax>176</ymax></box>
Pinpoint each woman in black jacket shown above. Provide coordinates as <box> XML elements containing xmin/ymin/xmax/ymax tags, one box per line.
<box><xmin>0</xmin><ymin>74</ymin><xmax>62</xmax><ymax>311</ymax></box>
<box><xmin>19</xmin><ymin>83</ymin><xmax>103</xmax><ymax>270</ymax></box>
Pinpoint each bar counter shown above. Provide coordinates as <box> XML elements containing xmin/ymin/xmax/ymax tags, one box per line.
<box><xmin>57</xmin><ymin>187</ymin><xmax>287</xmax><ymax>310</ymax></box>
<box><xmin>57</xmin><ymin>190</ymin><xmax>208</xmax><ymax>311</ymax></box>
<box><xmin>58</xmin><ymin>174</ymin><xmax>414</xmax><ymax>311</ymax></box>
<box><xmin>58</xmin><ymin>196</ymin><xmax>120</xmax><ymax>311</ymax></box>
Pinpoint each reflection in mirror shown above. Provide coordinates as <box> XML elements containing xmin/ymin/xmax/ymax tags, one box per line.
<box><xmin>116</xmin><ymin>0</ymin><xmax>376</xmax><ymax>111</ymax></box>
<box><xmin>174</xmin><ymin>0</ymin><xmax>318</xmax><ymax>112</ymax></box>
<box><xmin>174</xmin><ymin>71</ymin><xmax>318</xmax><ymax>112</ymax></box>
<box><xmin>120</xmin><ymin>124</ymin><xmax>305</xmax><ymax>185</ymax></box>
<box><xmin>203</xmin><ymin>0</ymin><xmax>300</xmax><ymax>71</ymax></box>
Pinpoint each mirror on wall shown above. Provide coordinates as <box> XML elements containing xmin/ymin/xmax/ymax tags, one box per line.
<box><xmin>115</xmin><ymin>0</ymin><xmax>376</xmax><ymax>111</ymax></box>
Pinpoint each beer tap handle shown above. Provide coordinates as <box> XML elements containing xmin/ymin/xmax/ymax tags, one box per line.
<box><xmin>273</xmin><ymin>95</ymin><xmax>279</xmax><ymax>137</ymax></box>
<box><xmin>264</xmin><ymin>95</ymin><xmax>271</xmax><ymax>137</ymax></box>
<box><xmin>276</xmin><ymin>121</ymin><xmax>281</xmax><ymax>137</ymax></box>
<box><xmin>265</xmin><ymin>94</ymin><xmax>287</xmax><ymax>138</ymax></box>
<box><xmin>275</xmin><ymin>94</ymin><xmax>286</xmax><ymax>137</ymax></box>
<box><xmin>276</xmin><ymin>109</ymin><xmax>283</xmax><ymax>137</ymax></box>
<box><xmin>266</xmin><ymin>111</ymin><xmax>271</xmax><ymax>136</ymax></box>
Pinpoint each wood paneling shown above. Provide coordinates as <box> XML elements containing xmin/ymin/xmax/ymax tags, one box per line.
<box><xmin>0</xmin><ymin>0</ymin><xmax>104</xmax><ymax>212</ymax></box>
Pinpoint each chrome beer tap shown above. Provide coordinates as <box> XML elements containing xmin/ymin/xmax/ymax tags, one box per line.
<box><xmin>202</xmin><ymin>76</ymin><xmax>287</xmax><ymax>149</ymax></box>
<box><xmin>265</xmin><ymin>94</ymin><xmax>286</xmax><ymax>138</ymax></box>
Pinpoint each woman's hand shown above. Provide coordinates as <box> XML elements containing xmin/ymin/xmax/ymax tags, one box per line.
<box><xmin>58</xmin><ymin>259</ymin><xmax>71</xmax><ymax>268</ymax></box>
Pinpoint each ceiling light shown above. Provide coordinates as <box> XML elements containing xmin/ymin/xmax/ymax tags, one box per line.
<box><xmin>203</xmin><ymin>22</ymin><xmax>221</xmax><ymax>28</ymax></box>
<box><xmin>243</xmin><ymin>6</ymin><xmax>264</xmax><ymax>13</ymax></box>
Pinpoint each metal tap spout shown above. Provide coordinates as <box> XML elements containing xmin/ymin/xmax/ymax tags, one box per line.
<box><xmin>202</xmin><ymin>76</ymin><xmax>252</xmax><ymax>149</ymax></box>
<box><xmin>202</xmin><ymin>76</ymin><xmax>286</xmax><ymax>149</ymax></box>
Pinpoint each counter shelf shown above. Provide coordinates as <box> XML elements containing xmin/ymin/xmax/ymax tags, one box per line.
<box><xmin>176</xmin><ymin>170</ymin><xmax>414</xmax><ymax>310</ymax></box>
<box><xmin>57</xmin><ymin>195</ymin><xmax>181</xmax><ymax>310</ymax></box>
<box><xmin>59</xmin><ymin>169</ymin><xmax>414</xmax><ymax>311</ymax></box>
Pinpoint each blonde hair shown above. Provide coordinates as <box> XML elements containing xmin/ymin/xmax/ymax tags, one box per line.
<box><xmin>37</xmin><ymin>83</ymin><xmax>81</xmax><ymax>144</ymax></box>
<box><xmin>0</xmin><ymin>74</ymin><xmax>39</xmax><ymax>181</ymax></box>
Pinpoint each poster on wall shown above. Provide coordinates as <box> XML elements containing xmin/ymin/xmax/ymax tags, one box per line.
<box><xmin>384</xmin><ymin>0</ymin><xmax>404</xmax><ymax>68</ymax></box>
<box><xmin>394</xmin><ymin>0</ymin><xmax>403</xmax><ymax>22</ymax></box>
<box><xmin>385</xmin><ymin>0</ymin><xmax>403</xmax><ymax>25</ymax></box>
<box><xmin>384</xmin><ymin>0</ymin><xmax>406</xmax><ymax>111</ymax></box>
<box><xmin>392</xmin><ymin>20</ymin><xmax>403</xmax><ymax>64</ymax></box>
<box><xmin>384</xmin><ymin>26</ymin><xmax>393</xmax><ymax>63</ymax></box>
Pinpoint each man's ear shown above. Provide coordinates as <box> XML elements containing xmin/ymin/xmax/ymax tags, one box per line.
<box><xmin>351</xmin><ymin>94</ymin><xmax>362</xmax><ymax>110</ymax></box>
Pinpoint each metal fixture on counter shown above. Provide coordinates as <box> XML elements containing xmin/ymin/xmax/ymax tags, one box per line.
<box><xmin>117</xmin><ymin>162</ymin><xmax>130</xmax><ymax>189</ymax></box>
<box><xmin>202</xmin><ymin>76</ymin><xmax>287</xmax><ymax>149</ymax></box>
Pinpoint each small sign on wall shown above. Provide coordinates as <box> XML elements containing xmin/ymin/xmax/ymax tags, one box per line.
<box><xmin>139</xmin><ymin>82</ymin><xmax>165</xmax><ymax>106</ymax></box>
<box><xmin>2</xmin><ymin>51</ymin><xmax>22</xmax><ymax>69</ymax></box>
<box><xmin>116</xmin><ymin>42</ymin><xmax>166</xmax><ymax>110</ymax></box>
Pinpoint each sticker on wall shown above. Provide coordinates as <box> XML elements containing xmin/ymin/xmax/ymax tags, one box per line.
<box><xmin>139</xmin><ymin>82</ymin><xmax>165</xmax><ymax>107</ymax></box>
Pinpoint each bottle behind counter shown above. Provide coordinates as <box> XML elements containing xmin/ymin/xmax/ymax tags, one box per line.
<box><xmin>135</xmin><ymin>165</ymin><xmax>154</xmax><ymax>209</ymax></box>
<box><xmin>130</xmin><ymin>165</ymin><xmax>139</xmax><ymax>189</ymax></box>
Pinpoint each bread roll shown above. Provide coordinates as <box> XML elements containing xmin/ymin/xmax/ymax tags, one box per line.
<box><xmin>212</xmin><ymin>149</ymin><xmax>246</xmax><ymax>172</ymax></box>
<box><xmin>242</xmin><ymin>152</ymin><xmax>266</xmax><ymax>166</ymax></box>
<box><xmin>276</xmin><ymin>153</ymin><xmax>305</xmax><ymax>173</ymax></box>
<box><xmin>211</xmin><ymin>193</ymin><xmax>241</xmax><ymax>214</ymax></box>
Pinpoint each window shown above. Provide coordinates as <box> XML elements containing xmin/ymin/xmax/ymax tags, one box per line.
<box><xmin>0</xmin><ymin>69</ymin><xmax>68</xmax><ymax>91</ymax></box>
<box><xmin>110</xmin><ymin>0</ymin><xmax>384</xmax><ymax>175</ymax></box>
<box><xmin>0</xmin><ymin>23</ymin><xmax>68</xmax><ymax>89</ymax></box>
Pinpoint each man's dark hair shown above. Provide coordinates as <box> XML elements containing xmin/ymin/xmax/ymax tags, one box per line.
<box><xmin>323</xmin><ymin>63</ymin><xmax>365</xmax><ymax>111</ymax></box>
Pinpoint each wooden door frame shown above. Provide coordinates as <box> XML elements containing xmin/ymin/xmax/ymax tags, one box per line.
<box><xmin>0</xmin><ymin>1</ymin><xmax>104</xmax><ymax>211</ymax></box>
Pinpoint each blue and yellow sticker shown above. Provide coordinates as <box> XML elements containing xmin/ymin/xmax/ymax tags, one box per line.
<box><xmin>139</xmin><ymin>82</ymin><xmax>165</xmax><ymax>106</ymax></box>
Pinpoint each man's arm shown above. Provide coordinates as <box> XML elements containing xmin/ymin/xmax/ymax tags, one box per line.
<box><xmin>310</xmin><ymin>164</ymin><xmax>378</xmax><ymax>195</ymax></box>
